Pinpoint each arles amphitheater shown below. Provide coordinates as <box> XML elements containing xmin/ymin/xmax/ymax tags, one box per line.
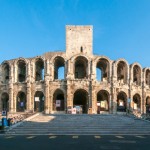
<box><xmin>0</xmin><ymin>25</ymin><xmax>150</xmax><ymax>115</ymax></box>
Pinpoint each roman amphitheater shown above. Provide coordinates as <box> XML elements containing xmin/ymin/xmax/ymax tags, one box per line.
<box><xmin>0</xmin><ymin>25</ymin><xmax>150</xmax><ymax>115</ymax></box>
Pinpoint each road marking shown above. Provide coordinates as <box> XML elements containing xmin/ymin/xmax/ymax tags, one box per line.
<box><xmin>94</xmin><ymin>136</ymin><xmax>101</xmax><ymax>139</ymax></box>
<box><xmin>135</xmin><ymin>135</ymin><xmax>145</xmax><ymax>139</ymax></box>
<box><xmin>110</xmin><ymin>140</ymin><xmax>136</xmax><ymax>144</ymax></box>
<box><xmin>116</xmin><ymin>136</ymin><xmax>124</xmax><ymax>139</ymax></box>
<box><xmin>72</xmin><ymin>136</ymin><xmax>78</xmax><ymax>139</ymax></box>
<box><xmin>26</xmin><ymin>136</ymin><xmax>35</xmax><ymax>139</ymax></box>
<box><xmin>49</xmin><ymin>136</ymin><xmax>57</xmax><ymax>139</ymax></box>
<box><xmin>5</xmin><ymin>136</ymin><xmax>14</xmax><ymax>139</ymax></box>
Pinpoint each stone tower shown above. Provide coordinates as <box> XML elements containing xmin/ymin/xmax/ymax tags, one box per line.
<box><xmin>66</xmin><ymin>25</ymin><xmax>93</xmax><ymax>57</ymax></box>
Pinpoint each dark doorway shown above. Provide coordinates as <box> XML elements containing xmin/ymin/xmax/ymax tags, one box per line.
<box><xmin>16</xmin><ymin>92</ymin><xmax>26</xmax><ymax>112</ymax></box>
<box><xmin>34</xmin><ymin>91</ymin><xmax>45</xmax><ymax>112</ymax></box>
<box><xmin>53</xmin><ymin>89</ymin><xmax>65</xmax><ymax>111</ymax></box>
<box><xmin>1</xmin><ymin>93</ymin><xmax>9</xmax><ymax>111</ymax></box>
<box><xmin>73</xmin><ymin>89</ymin><xmax>88</xmax><ymax>113</ymax></box>
<box><xmin>117</xmin><ymin>92</ymin><xmax>127</xmax><ymax>112</ymax></box>
<box><xmin>97</xmin><ymin>90</ymin><xmax>109</xmax><ymax>113</ymax></box>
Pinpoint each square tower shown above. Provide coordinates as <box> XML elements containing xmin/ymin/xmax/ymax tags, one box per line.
<box><xmin>66</xmin><ymin>25</ymin><xmax>93</xmax><ymax>57</ymax></box>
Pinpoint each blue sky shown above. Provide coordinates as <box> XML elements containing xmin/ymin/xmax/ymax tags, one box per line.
<box><xmin>0</xmin><ymin>0</ymin><xmax>150</xmax><ymax>68</ymax></box>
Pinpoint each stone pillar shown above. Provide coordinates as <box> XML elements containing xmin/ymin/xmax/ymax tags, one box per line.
<box><xmin>44</xmin><ymin>80</ymin><xmax>49</xmax><ymax>114</ymax></box>
<box><xmin>13</xmin><ymin>92</ymin><xmax>17</xmax><ymax>112</ymax></box>
<box><xmin>9</xmin><ymin>64</ymin><xmax>14</xmax><ymax>112</ymax></box>
<box><xmin>111</xmin><ymin>87</ymin><xmax>117</xmax><ymax>114</ymax></box>
<box><xmin>66</xmin><ymin>81</ymin><xmax>73</xmax><ymax>107</ymax></box>
<box><xmin>27</xmin><ymin>82</ymin><xmax>32</xmax><ymax>111</ymax></box>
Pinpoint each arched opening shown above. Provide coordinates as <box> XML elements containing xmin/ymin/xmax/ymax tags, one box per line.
<box><xmin>145</xmin><ymin>69</ymin><xmax>150</xmax><ymax>87</ymax></box>
<box><xmin>53</xmin><ymin>89</ymin><xmax>65</xmax><ymax>111</ymax></box>
<box><xmin>117</xmin><ymin>92</ymin><xmax>127</xmax><ymax>112</ymax></box>
<box><xmin>133</xmin><ymin>94</ymin><xmax>141</xmax><ymax>111</ymax></box>
<box><xmin>96</xmin><ymin>58</ymin><xmax>109</xmax><ymax>82</ymax></box>
<box><xmin>1</xmin><ymin>93</ymin><xmax>9</xmax><ymax>111</ymax></box>
<box><xmin>73</xmin><ymin>89</ymin><xmax>88</xmax><ymax>113</ymax></box>
<box><xmin>54</xmin><ymin>56</ymin><xmax>65</xmax><ymax>80</ymax></box>
<box><xmin>16</xmin><ymin>92</ymin><xmax>26</xmax><ymax>112</ymax></box>
<box><xmin>35</xmin><ymin>58</ymin><xmax>44</xmax><ymax>81</ymax></box>
<box><xmin>74</xmin><ymin>56</ymin><xmax>88</xmax><ymax>79</ymax></box>
<box><xmin>2</xmin><ymin>63</ymin><xmax>10</xmax><ymax>84</ymax></box>
<box><xmin>34</xmin><ymin>91</ymin><xmax>44</xmax><ymax>112</ymax></box>
<box><xmin>117</xmin><ymin>61</ymin><xmax>128</xmax><ymax>84</ymax></box>
<box><xmin>146</xmin><ymin>96</ymin><xmax>150</xmax><ymax>114</ymax></box>
<box><xmin>18</xmin><ymin>60</ymin><xmax>26</xmax><ymax>82</ymax></box>
<box><xmin>97</xmin><ymin>90</ymin><xmax>109</xmax><ymax>113</ymax></box>
<box><xmin>133</xmin><ymin>65</ymin><xmax>141</xmax><ymax>86</ymax></box>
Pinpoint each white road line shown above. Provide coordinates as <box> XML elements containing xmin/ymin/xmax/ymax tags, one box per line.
<box><xmin>116</xmin><ymin>136</ymin><xmax>124</xmax><ymax>139</ymax></box>
<box><xmin>26</xmin><ymin>136</ymin><xmax>35</xmax><ymax>139</ymax></box>
<box><xmin>5</xmin><ymin>136</ymin><xmax>14</xmax><ymax>139</ymax></box>
<box><xmin>94</xmin><ymin>136</ymin><xmax>101</xmax><ymax>139</ymax></box>
<box><xmin>72</xmin><ymin>136</ymin><xmax>78</xmax><ymax>139</ymax></box>
<box><xmin>49</xmin><ymin>136</ymin><xmax>57</xmax><ymax>139</ymax></box>
<box><xmin>135</xmin><ymin>135</ymin><xmax>145</xmax><ymax>139</ymax></box>
<box><xmin>110</xmin><ymin>140</ymin><xmax>136</xmax><ymax>144</ymax></box>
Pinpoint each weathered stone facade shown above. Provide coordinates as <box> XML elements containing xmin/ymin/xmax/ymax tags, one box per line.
<box><xmin>0</xmin><ymin>25</ymin><xmax>150</xmax><ymax>114</ymax></box>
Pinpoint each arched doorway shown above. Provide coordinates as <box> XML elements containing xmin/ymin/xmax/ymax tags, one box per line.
<box><xmin>54</xmin><ymin>56</ymin><xmax>65</xmax><ymax>80</ymax></box>
<box><xmin>146</xmin><ymin>96</ymin><xmax>150</xmax><ymax>114</ymax></box>
<box><xmin>117</xmin><ymin>92</ymin><xmax>127</xmax><ymax>112</ymax></box>
<box><xmin>34</xmin><ymin>91</ymin><xmax>45</xmax><ymax>112</ymax></box>
<box><xmin>53</xmin><ymin>89</ymin><xmax>65</xmax><ymax>111</ymax></box>
<box><xmin>133</xmin><ymin>94</ymin><xmax>141</xmax><ymax>111</ymax></box>
<box><xmin>133</xmin><ymin>65</ymin><xmax>141</xmax><ymax>86</ymax></box>
<box><xmin>73</xmin><ymin>89</ymin><xmax>88</xmax><ymax>113</ymax></box>
<box><xmin>96</xmin><ymin>58</ymin><xmax>109</xmax><ymax>82</ymax></box>
<box><xmin>74</xmin><ymin>56</ymin><xmax>88</xmax><ymax>79</ymax></box>
<box><xmin>1</xmin><ymin>93</ymin><xmax>9</xmax><ymax>111</ymax></box>
<box><xmin>18</xmin><ymin>60</ymin><xmax>26</xmax><ymax>82</ymax></box>
<box><xmin>35</xmin><ymin>58</ymin><xmax>44</xmax><ymax>81</ymax></box>
<box><xmin>117</xmin><ymin>61</ymin><xmax>128</xmax><ymax>84</ymax></box>
<box><xmin>2</xmin><ymin>63</ymin><xmax>10</xmax><ymax>84</ymax></box>
<box><xmin>16</xmin><ymin>92</ymin><xmax>26</xmax><ymax>112</ymax></box>
<box><xmin>97</xmin><ymin>90</ymin><xmax>109</xmax><ymax>113</ymax></box>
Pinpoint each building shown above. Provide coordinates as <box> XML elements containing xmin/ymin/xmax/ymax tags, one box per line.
<box><xmin>0</xmin><ymin>25</ymin><xmax>150</xmax><ymax>115</ymax></box>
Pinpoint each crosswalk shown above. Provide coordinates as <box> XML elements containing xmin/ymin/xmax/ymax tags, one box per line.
<box><xmin>3</xmin><ymin>135</ymin><xmax>148</xmax><ymax>140</ymax></box>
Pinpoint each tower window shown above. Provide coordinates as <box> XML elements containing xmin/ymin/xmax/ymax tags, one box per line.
<box><xmin>80</xmin><ymin>46</ymin><xmax>83</xmax><ymax>52</ymax></box>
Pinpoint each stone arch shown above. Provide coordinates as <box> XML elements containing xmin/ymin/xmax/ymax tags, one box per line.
<box><xmin>97</xmin><ymin>90</ymin><xmax>109</xmax><ymax>113</ymax></box>
<box><xmin>117</xmin><ymin>91</ymin><xmax>127</xmax><ymax>112</ymax></box>
<box><xmin>116</xmin><ymin>59</ymin><xmax>129</xmax><ymax>84</ymax></box>
<box><xmin>133</xmin><ymin>94</ymin><xmax>141</xmax><ymax>111</ymax></box>
<box><xmin>53</xmin><ymin>89</ymin><xmax>65</xmax><ymax>111</ymax></box>
<box><xmin>1</xmin><ymin>92</ymin><xmax>9</xmax><ymax>111</ymax></box>
<box><xmin>130</xmin><ymin>63</ymin><xmax>142</xmax><ymax>86</ymax></box>
<box><xmin>17</xmin><ymin>59</ymin><xmax>27</xmax><ymax>82</ymax></box>
<box><xmin>73</xmin><ymin>89</ymin><xmax>89</xmax><ymax>113</ymax></box>
<box><xmin>1</xmin><ymin>61</ymin><xmax>10</xmax><ymax>84</ymax></box>
<box><xmin>53</xmin><ymin>56</ymin><xmax>65</xmax><ymax>80</ymax></box>
<box><xmin>34</xmin><ymin>91</ymin><xmax>45</xmax><ymax>112</ymax></box>
<box><xmin>35</xmin><ymin>57</ymin><xmax>45</xmax><ymax>81</ymax></box>
<box><xmin>16</xmin><ymin>91</ymin><xmax>26</xmax><ymax>112</ymax></box>
<box><xmin>146</xmin><ymin>96</ymin><xmax>150</xmax><ymax>114</ymax></box>
<box><xmin>144</xmin><ymin>68</ymin><xmax>150</xmax><ymax>86</ymax></box>
<box><xmin>73</xmin><ymin>56</ymin><xmax>89</xmax><ymax>79</ymax></box>
<box><xmin>95</xmin><ymin>57</ymin><xmax>110</xmax><ymax>82</ymax></box>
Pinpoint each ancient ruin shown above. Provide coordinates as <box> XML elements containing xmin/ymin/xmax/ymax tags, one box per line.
<box><xmin>0</xmin><ymin>25</ymin><xmax>150</xmax><ymax>115</ymax></box>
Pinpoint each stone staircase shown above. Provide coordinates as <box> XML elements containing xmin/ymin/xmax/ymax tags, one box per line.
<box><xmin>5</xmin><ymin>114</ymin><xmax>150</xmax><ymax>135</ymax></box>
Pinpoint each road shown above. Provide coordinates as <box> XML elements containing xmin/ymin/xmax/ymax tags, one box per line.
<box><xmin>0</xmin><ymin>135</ymin><xmax>150</xmax><ymax>150</ymax></box>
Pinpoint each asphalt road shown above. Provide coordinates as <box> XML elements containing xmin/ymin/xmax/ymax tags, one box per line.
<box><xmin>0</xmin><ymin>135</ymin><xmax>150</xmax><ymax>150</ymax></box>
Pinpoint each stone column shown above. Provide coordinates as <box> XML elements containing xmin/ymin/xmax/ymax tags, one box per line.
<box><xmin>66</xmin><ymin>81</ymin><xmax>73</xmax><ymax>107</ymax></box>
<box><xmin>9</xmin><ymin>64</ymin><xmax>14</xmax><ymax>112</ymax></box>
<box><xmin>27</xmin><ymin>82</ymin><xmax>31</xmax><ymax>111</ymax></box>
<box><xmin>13</xmin><ymin>92</ymin><xmax>17</xmax><ymax>112</ymax></box>
<box><xmin>44</xmin><ymin>80</ymin><xmax>49</xmax><ymax>114</ymax></box>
